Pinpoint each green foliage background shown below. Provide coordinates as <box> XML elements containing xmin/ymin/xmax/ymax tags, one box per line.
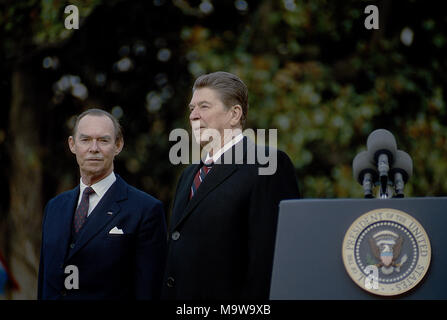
<box><xmin>1</xmin><ymin>0</ymin><xmax>447</xmax><ymax>299</ymax></box>
<box><xmin>180</xmin><ymin>0</ymin><xmax>447</xmax><ymax>199</ymax></box>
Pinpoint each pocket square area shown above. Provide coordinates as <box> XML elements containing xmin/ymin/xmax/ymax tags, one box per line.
<box><xmin>109</xmin><ymin>226</ymin><xmax>124</xmax><ymax>234</ymax></box>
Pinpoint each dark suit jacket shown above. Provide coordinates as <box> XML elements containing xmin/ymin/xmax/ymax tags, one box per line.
<box><xmin>162</xmin><ymin>137</ymin><xmax>300</xmax><ymax>300</ymax></box>
<box><xmin>38</xmin><ymin>174</ymin><xmax>167</xmax><ymax>300</ymax></box>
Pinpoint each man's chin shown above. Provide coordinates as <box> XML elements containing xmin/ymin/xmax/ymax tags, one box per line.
<box><xmin>81</xmin><ymin>165</ymin><xmax>106</xmax><ymax>177</ymax></box>
<box><xmin>198</xmin><ymin>137</ymin><xmax>215</xmax><ymax>148</ymax></box>
<box><xmin>83</xmin><ymin>164</ymin><xmax>102</xmax><ymax>173</ymax></box>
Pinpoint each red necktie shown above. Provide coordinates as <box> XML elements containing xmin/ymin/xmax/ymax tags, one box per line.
<box><xmin>73</xmin><ymin>187</ymin><xmax>95</xmax><ymax>233</ymax></box>
<box><xmin>190</xmin><ymin>161</ymin><xmax>213</xmax><ymax>199</ymax></box>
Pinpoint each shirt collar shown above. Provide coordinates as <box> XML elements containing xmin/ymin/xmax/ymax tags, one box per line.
<box><xmin>80</xmin><ymin>172</ymin><xmax>116</xmax><ymax>198</ymax></box>
<box><xmin>205</xmin><ymin>133</ymin><xmax>244</xmax><ymax>164</ymax></box>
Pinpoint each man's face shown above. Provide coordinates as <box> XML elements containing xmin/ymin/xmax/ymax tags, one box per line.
<box><xmin>68</xmin><ymin>114</ymin><xmax>123</xmax><ymax>184</ymax></box>
<box><xmin>189</xmin><ymin>87</ymin><xmax>234</xmax><ymax>148</ymax></box>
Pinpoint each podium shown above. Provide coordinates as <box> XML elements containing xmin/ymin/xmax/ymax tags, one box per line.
<box><xmin>270</xmin><ymin>197</ymin><xmax>447</xmax><ymax>299</ymax></box>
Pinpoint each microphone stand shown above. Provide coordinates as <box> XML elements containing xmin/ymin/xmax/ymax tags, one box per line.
<box><xmin>377</xmin><ymin>153</ymin><xmax>390</xmax><ymax>198</ymax></box>
<box><xmin>362</xmin><ymin>173</ymin><xmax>374</xmax><ymax>199</ymax></box>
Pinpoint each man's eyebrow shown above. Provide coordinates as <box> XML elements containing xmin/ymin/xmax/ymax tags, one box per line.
<box><xmin>78</xmin><ymin>134</ymin><xmax>112</xmax><ymax>139</ymax></box>
<box><xmin>189</xmin><ymin>100</ymin><xmax>211</xmax><ymax>107</ymax></box>
<box><xmin>98</xmin><ymin>135</ymin><xmax>112</xmax><ymax>140</ymax></box>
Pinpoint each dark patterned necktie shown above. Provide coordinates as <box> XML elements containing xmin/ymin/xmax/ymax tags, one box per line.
<box><xmin>73</xmin><ymin>186</ymin><xmax>95</xmax><ymax>233</ymax></box>
<box><xmin>190</xmin><ymin>161</ymin><xmax>214</xmax><ymax>199</ymax></box>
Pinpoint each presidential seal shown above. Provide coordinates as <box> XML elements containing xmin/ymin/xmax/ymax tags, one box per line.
<box><xmin>342</xmin><ymin>208</ymin><xmax>431</xmax><ymax>296</ymax></box>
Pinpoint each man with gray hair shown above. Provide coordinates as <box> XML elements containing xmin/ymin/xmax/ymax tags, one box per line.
<box><xmin>162</xmin><ymin>71</ymin><xmax>300</xmax><ymax>300</ymax></box>
<box><xmin>38</xmin><ymin>108</ymin><xmax>167</xmax><ymax>299</ymax></box>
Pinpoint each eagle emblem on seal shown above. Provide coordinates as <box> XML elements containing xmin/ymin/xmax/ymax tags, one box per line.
<box><xmin>369</xmin><ymin>230</ymin><xmax>408</xmax><ymax>275</ymax></box>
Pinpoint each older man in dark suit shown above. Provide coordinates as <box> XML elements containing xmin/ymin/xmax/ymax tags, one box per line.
<box><xmin>162</xmin><ymin>71</ymin><xmax>300</xmax><ymax>300</ymax></box>
<box><xmin>38</xmin><ymin>108</ymin><xmax>167</xmax><ymax>299</ymax></box>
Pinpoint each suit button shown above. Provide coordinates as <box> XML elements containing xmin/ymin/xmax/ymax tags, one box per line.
<box><xmin>171</xmin><ymin>231</ymin><xmax>180</xmax><ymax>241</ymax></box>
<box><xmin>167</xmin><ymin>276</ymin><xmax>175</xmax><ymax>288</ymax></box>
<box><xmin>70</xmin><ymin>243</ymin><xmax>75</xmax><ymax>249</ymax></box>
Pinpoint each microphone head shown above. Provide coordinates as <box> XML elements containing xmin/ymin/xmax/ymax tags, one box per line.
<box><xmin>352</xmin><ymin>150</ymin><xmax>379</xmax><ymax>185</ymax></box>
<box><xmin>390</xmin><ymin>150</ymin><xmax>413</xmax><ymax>183</ymax></box>
<box><xmin>366</xmin><ymin>129</ymin><xmax>397</xmax><ymax>164</ymax></box>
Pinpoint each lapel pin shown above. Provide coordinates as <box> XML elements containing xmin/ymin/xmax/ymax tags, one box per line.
<box><xmin>107</xmin><ymin>211</ymin><xmax>113</xmax><ymax>215</ymax></box>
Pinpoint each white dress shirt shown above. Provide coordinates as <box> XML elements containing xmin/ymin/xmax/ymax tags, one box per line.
<box><xmin>78</xmin><ymin>172</ymin><xmax>116</xmax><ymax>217</ymax></box>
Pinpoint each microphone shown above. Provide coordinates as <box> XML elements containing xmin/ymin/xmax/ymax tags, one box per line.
<box><xmin>389</xmin><ymin>150</ymin><xmax>413</xmax><ymax>198</ymax></box>
<box><xmin>352</xmin><ymin>151</ymin><xmax>379</xmax><ymax>198</ymax></box>
<box><xmin>366</xmin><ymin>129</ymin><xmax>397</xmax><ymax>198</ymax></box>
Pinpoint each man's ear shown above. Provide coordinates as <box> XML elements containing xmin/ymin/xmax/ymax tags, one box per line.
<box><xmin>230</xmin><ymin>104</ymin><xmax>243</xmax><ymax>127</ymax></box>
<box><xmin>68</xmin><ymin>136</ymin><xmax>76</xmax><ymax>154</ymax></box>
<box><xmin>115</xmin><ymin>138</ymin><xmax>124</xmax><ymax>155</ymax></box>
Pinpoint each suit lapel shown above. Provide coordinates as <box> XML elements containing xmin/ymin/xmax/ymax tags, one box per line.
<box><xmin>52</xmin><ymin>187</ymin><xmax>79</xmax><ymax>266</ymax></box>
<box><xmin>172</xmin><ymin>138</ymin><xmax>250</xmax><ymax>230</ymax></box>
<box><xmin>169</xmin><ymin>163</ymin><xmax>200</xmax><ymax>229</ymax></box>
<box><xmin>65</xmin><ymin>176</ymin><xmax>127</xmax><ymax>262</ymax></box>
<box><xmin>190</xmin><ymin>163</ymin><xmax>237</xmax><ymax>205</ymax></box>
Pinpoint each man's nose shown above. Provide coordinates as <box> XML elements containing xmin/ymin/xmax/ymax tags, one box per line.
<box><xmin>189</xmin><ymin>107</ymin><xmax>200</xmax><ymax>121</ymax></box>
<box><xmin>89</xmin><ymin>139</ymin><xmax>100</xmax><ymax>152</ymax></box>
